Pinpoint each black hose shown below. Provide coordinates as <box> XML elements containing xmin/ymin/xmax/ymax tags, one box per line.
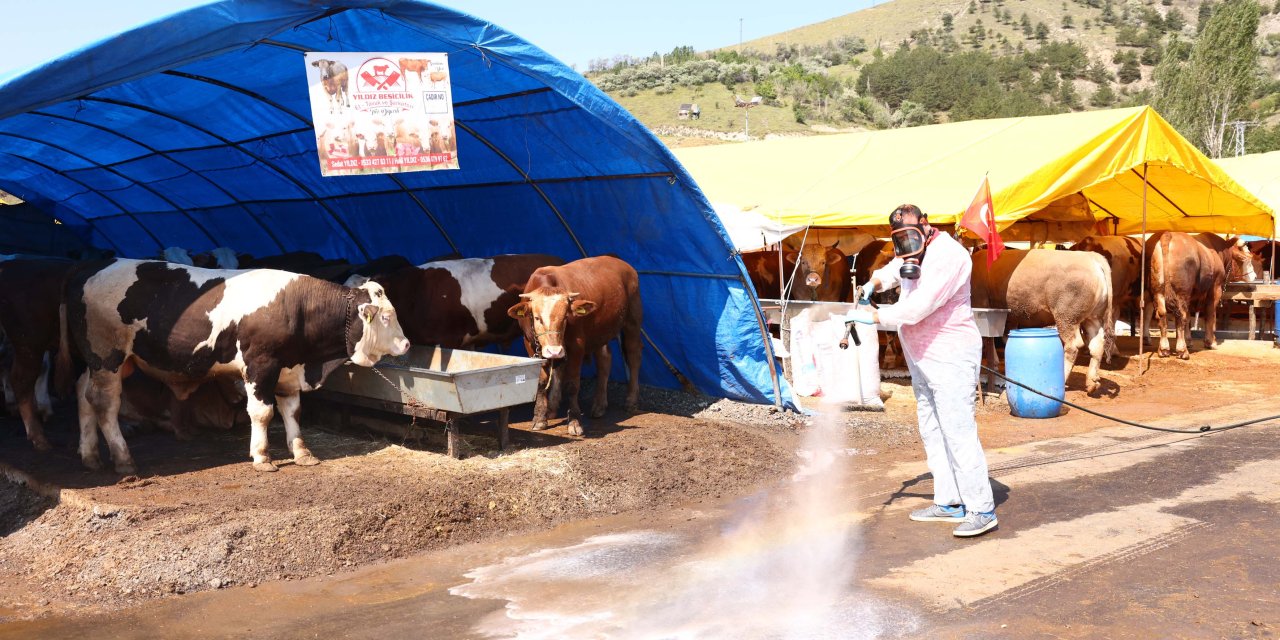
<box><xmin>980</xmin><ymin>364</ymin><xmax>1280</xmax><ymax>435</ymax></box>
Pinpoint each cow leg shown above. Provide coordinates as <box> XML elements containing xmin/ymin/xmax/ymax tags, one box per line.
<box><xmin>36</xmin><ymin>353</ymin><xmax>52</xmax><ymax>421</ymax></box>
<box><xmin>1081</xmin><ymin>317</ymin><xmax>1104</xmax><ymax>395</ymax></box>
<box><xmin>621</xmin><ymin>321</ymin><xmax>643</xmax><ymax>413</ymax></box>
<box><xmin>563</xmin><ymin>355</ymin><xmax>587</xmax><ymax>437</ymax></box>
<box><xmin>167</xmin><ymin>383</ymin><xmax>199</xmax><ymax>441</ymax></box>
<box><xmin>1203</xmin><ymin>289</ymin><xmax>1222</xmax><ymax>350</ymax></box>
<box><xmin>1174</xmin><ymin>297</ymin><xmax>1192</xmax><ymax>359</ymax></box>
<box><xmin>76</xmin><ymin>372</ymin><xmax>102</xmax><ymax>470</ymax></box>
<box><xmin>85</xmin><ymin>369</ymin><xmax>136</xmax><ymax>475</ymax></box>
<box><xmin>590</xmin><ymin>345</ymin><xmax>611</xmax><ymax>419</ymax></box>
<box><xmin>546</xmin><ymin>362</ymin><xmax>565</xmax><ymax>422</ymax></box>
<box><xmin>531</xmin><ymin>363</ymin><xmax>551</xmax><ymax>431</ymax></box>
<box><xmin>277</xmin><ymin>390</ymin><xmax>319</xmax><ymax>466</ymax></box>
<box><xmin>10</xmin><ymin>351</ymin><xmax>51</xmax><ymax>451</ymax></box>
<box><xmin>244</xmin><ymin>380</ymin><xmax>278</xmax><ymax>472</ymax></box>
<box><xmin>1156</xmin><ymin>299</ymin><xmax>1173</xmax><ymax>358</ymax></box>
<box><xmin>1058</xmin><ymin>322</ymin><xmax>1083</xmax><ymax>390</ymax></box>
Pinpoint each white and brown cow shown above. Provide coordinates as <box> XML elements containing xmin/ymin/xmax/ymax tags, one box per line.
<box><xmin>508</xmin><ymin>256</ymin><xmax>643</xmax><ymax>436</ymax></box>
<box><xmin>971</xmin><ymin>249</ymin><xmax>1115</xmax><ymax>394</ymax></box>
<box><xmin>59</xmin><ymin>259</ymin><xmax>410</xmax><ymax>473</ymax></box>
<box><xmin>352</xmin><ymin>254</ymin><xmax>566</xmax><ymax>349</ymax></box>
<box><xmin>310</xmin><ymin>59</ymin><xmax>349</xmax><ymax>114</ymax></box>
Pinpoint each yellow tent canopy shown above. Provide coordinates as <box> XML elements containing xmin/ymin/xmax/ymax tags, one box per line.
<box><xmin>675</xmin><ymin>106</ymin><xmax>1275</xmax><ymax>238</ymax></box>
<box><xmin>1215</xmin><ymin>150</ymin><xmax>1280</xmax><ymax>237</ymax></box>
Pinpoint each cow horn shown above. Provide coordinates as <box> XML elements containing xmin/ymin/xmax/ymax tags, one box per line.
<box><xmin>566</xmin><ymin>292</ymin><xmax>580</xmax><ymax>298</ymax></box>
<box><xmin>518</xmin><ymin>293</ymin><xmax>534</xmax><ymax>299</ymax></box>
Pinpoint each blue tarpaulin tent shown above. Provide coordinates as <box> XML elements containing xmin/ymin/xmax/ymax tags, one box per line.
<box><xmin>0</xmin><ymin>0</ymin><xmax>789</xmax><ymax>406</ymax></box>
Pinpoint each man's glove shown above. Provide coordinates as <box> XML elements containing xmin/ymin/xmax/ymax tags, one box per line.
<box><xmin>857</xmin><ymin>281</ymin><xmax>877</xmax><ymax>304</ymax></box>
<box><xmin>847</xmin><ymin>309</ymin><xmax>877</xmax><ymax>325</ymax></box>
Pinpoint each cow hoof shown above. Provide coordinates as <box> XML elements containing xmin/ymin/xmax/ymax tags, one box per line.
<box><xmin>1178</xmin><ymin>352</ymin><xmax>1190</xmax><ymax>361</ymax></box>
<box><xmin>624</xmin><ymin>401</ymin><xmax>639</xmax><ymax>413</ymax></box>
<box><xmin>82</xmin><ymin>455</ymin><xmax>103</xmax><ymax>471</ymax></box>
<box><xmin>1086</xmin><ymin>382</ymin><xmax>1100</xmax><ymax>395</ymax></box>
<box><xmin>568</xmin><ymin>422</ymin><xmax>584</xmax><ymax>437</ymax></box>
<box><xmin>30</xmin><ymin>437</ymin><xmax>52</xmax><ymax>453</ymax></box>
<box><xmin>252</xmin><ymin>461</ymin><xmax>279</xmax><ymax>473</ymax></box>
<box><xmin>114</xmin><ymin>462</ymin><xmax>138</xmax><ymax>475</ymax></box>
<box><xmin>294</xmin><ymin>453</ymin><xmax>321</xmax><ymax>467</ymax></box>
<box><xmin>531</xmin><ymin>421</ymin><xmax>549</xmax><ymax>432</ymax></box>
<box><xmin>590</xmin><ymin>405</ymin><xmax>607</xmax><ymax>419</ymax></box>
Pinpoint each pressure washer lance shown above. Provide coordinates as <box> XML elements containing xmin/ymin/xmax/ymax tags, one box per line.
<box><xmin>838</xmin><ymin>298</ymin><xmax>878</xmax><ymax>350</ymax></box>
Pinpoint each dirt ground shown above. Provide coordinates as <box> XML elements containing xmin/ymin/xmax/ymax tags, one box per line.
<box><xmin>0</xmin><ymin>336</ymin><xmax>1276</xmax><ymax>623</ymax></box>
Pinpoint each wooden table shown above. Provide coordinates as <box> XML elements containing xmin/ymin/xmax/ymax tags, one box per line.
<box><xmin>1222</xmin><ymin>283</ymin><xmax>1280</xmax><ymax>340</ymax></box>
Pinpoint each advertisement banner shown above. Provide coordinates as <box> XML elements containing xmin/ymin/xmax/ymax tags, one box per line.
<box><xmin>304</xmin><ymin>52</ymin><xmax>459</xmax><ymax>176</ymax></box>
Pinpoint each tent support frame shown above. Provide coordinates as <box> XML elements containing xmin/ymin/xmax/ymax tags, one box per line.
<box><xmin>80</xmin><ymin>96</ymin><xmax>373</xmax><ymax>260</ymax></box>
<box><xmin>0</xmin><ymin>132</ymin><xmax>220</xmax><ymax>249</ymax></box>
<box><xmin>0</xmin><ymin>150</ymin><xmax>154</xmax><ymax>252</ymax></box>
<box><xmin>161</xmin><ymin>70</ymin><xmax>461</xmax><ymax>256</ymax></box>
<box><xmin>455</xmin><ymin>119</ymin><xmax>697</xmax><ymax>393</ymax></box>
<box><xmin>1139</xmin><ymin>163</ymin><xmax>1149</xmax><ymax>370</ymax></box>
<box><xmin>27</xmin><ymin>109</ymin><xmax>289</xmax><ymax>252</ymax></box>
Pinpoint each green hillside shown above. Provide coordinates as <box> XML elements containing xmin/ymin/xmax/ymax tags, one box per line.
<box><xmin>588</xmin><ymin>0</ymin><xmax>1280</xmax><ymax>151</ymax></box>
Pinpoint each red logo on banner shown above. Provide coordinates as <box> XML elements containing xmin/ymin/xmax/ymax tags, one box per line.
<box><xmin>356</xmin><ymin>58</ymin><xmax>404</xmax><ymax>91</ymax></box>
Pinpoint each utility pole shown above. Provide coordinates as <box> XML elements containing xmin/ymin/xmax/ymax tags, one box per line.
<box><xmin>735</xmin><ymin>95</ymin><xmax>761</xmax><ymax>138</ymax></box>
<box><xmin>739</xmin><ymin>18</ymin><xmax>743</xmax><ymax>52</ymax></box>
<box><xmin>1224</xmin><ymin>120</ymin><xmax>1256</xmax><ymax>157</ymax></box>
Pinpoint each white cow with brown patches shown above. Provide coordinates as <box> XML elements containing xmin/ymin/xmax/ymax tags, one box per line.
<box><xmin>59</xmin><ymin>259</ymin><xmax>409</xmax><ymax>473</ymax></box>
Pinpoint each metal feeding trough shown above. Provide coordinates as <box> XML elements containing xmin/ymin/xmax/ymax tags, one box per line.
<box><xmin>317</xmin><ymin>345</ymin><xmax>543</xmax><ymax>458</ymax></box>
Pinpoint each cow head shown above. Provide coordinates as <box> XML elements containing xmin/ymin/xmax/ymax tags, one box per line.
<box><xmin>350</xmin><ymin>281</ymin><xmax>411</xmax><ymax>366</ymax></box>
<box><xmin>507</xmin><ymin>289</ymin><xmax>595</xmax><ymax>360</ymax></box>
<box><xmin>1226</xmin><ymin>237</ymin><xmax>1257</xmax><ymax>283</ymax></box>
<box><xmin>789</xmin><ymin>241</ymin><xmax>843</xmax><ymax>299</ymax></box>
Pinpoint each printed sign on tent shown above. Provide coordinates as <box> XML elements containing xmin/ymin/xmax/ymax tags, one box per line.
<box><xmin>304</xmin><ymin>52</ymin><xmax>459</xmax><ymax>176</ymax></box>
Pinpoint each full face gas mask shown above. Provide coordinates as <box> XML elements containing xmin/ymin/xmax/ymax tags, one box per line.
<box><xmin>889</xmin><ymin>204</ymin><xmax>933</xmax><ymax>280</ymax></box>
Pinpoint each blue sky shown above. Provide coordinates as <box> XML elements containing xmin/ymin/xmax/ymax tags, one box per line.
<box><xmin>0</xmin><ymin>1</ymin><xmax>875</xmax><ymax>76</ymax></box>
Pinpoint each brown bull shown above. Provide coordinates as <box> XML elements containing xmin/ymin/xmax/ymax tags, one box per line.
<box><xmin>740</xmin><ymin>241</ymin><xmax>849</xmax><ymax>301</ymax></box>
<box><xmin>1143</xmin><ymin>232</ymin><xmax>1251</xmax><ymax>358</ymax></box>
<box><xmin>971</xmin><ymin>249</ymin><xmax>1115</xmax><ymax>394</ymax></box>
<box><xmin>1071</xmin><ymin>236</ymin><xmax>1143</xmax><ymax>326</ymax></box>
<box><xmin>508</xmin><ymin>256</ymin><xmax>643</xmax><ymax>436</ymax></box>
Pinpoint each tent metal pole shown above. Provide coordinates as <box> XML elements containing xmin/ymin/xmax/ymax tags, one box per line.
<box><xmin>1139</xmin><ymin>163</ymin><xmax>1148</xmax><ymax>370</ymax></box>
<box><xmin>0</xmin><ymin>150</ymin><xmax>156</xmax><ymax>252</ymax></box>
<box><xmin>81</xmin><ymin>96</ymin><xmax>372</xmax><ymax>260</ymax></box>
<box><xmin>28</xmin><ymin>109</ymin><xmax>288</xmax><ymax>253</ymax></box>
<box><xmin>0</xmin><ymin>131</ymin><xmax>218</xmax><ymax>249</ymax></box>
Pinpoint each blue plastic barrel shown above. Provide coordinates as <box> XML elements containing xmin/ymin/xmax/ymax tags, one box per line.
<box><xmin>1004</xmin><ymin>327</ymin><xmax>1065</xmax><ymax>419</ymax></box>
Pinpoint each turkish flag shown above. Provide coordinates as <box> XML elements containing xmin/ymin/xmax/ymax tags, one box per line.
<box><xmin>961</xmin><ymin>175</ymin><xmax>1004</xmax><ymax>266</ymax></box>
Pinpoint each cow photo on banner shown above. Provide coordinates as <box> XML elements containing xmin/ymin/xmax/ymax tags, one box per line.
<box><xmin>304</xmin><ymin>52</ymin><xmax>459</xmax><ymax>177</ymax></box>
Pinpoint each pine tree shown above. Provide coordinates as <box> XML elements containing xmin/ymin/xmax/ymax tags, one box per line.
<box><xmin>1058</xmin><ymin>79</ymin><xmax>1083</xmax><ymax>109</ymax></box>
<box><xmin>943</xmin><ymin>13</ymin><xmax>955</xmax><ymax>31</ymax></box>
<box><xmin>1156</xmin><ymin>0</ymin><xmax>1261</xmax><ymax>155</ymax></box>
<box><xmin>1198</xmin><ymin>1</ymin><xmax>1215</xmax><ymax>32</ymax></box>
<box><xmin>1035</xmin><ymin>21</ymin><xmax>1051</xmax><ymax>41</ymax></box>
<box><xmin>1118</xmin><ymin>57</ymin><xmax>1142</xmax><ymax>83</ymax></box>
<box><xmin>1166</xmin><ymin>8</ymin><xmax>1188</xmax><ymax>30</ymax></box>
<box><xmin>1021</xmin><ymin>12</ymin><xmax>1034</xmax><ymax>35</ymax></box>
<box><xmin>1091</xmin><ymin>82</ymin><xmax>1118</xmax><ymax>106</ymax></box>
<box><xmin>1063</xmin><ymin>14</ymin><xmax>1075</xmax><ymax>28</ymax></box>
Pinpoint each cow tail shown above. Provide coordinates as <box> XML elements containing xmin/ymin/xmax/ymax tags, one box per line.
<box><xmin>55</xmin><ymin>302</ymin><xmax>75</xmax><ymax>397</ymax></box>
<box><xmin>1101</xmin><ymin>263</ymin><xmax>1116</xmax><ymax>364</ymax></box>
<box><xmin>1152</xmin><ymin>234</ymin><xmax>1170</xmax><ymax>319</ymax></box>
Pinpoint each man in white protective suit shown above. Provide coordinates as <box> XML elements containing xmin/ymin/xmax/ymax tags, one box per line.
<box><xmin>847</xmin><ymin>204</ymin><xmax>998</xmax><ymax>538</ymax></box>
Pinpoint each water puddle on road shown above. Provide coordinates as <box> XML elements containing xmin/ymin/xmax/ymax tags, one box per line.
<box><xmin>450</xmin><ymin>410</ymin><xmax>920</xmax><ymax>639</ymax></box>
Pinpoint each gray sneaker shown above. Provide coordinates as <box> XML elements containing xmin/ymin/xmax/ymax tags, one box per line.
<box><xmin>909</xmin><ymin>504</ymin><xmax>967</xmax><ymax>522</ymax></box>
<box><xmin>953</xmin><ymin>511</ymin><xmax>998</xmax><ymax>537</ymax></box>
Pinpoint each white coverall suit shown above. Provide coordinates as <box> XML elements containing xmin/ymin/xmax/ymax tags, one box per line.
<box><xmin>871</xmin><ymin>232</ymin><xmax>995</xmax><ymax>514</ymax></box>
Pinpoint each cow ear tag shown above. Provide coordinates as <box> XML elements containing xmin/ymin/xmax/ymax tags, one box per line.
<box><xmin>359</xmin><ymin>303</ymin><xmax>377</xmax><ymax>324</ymax></box>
